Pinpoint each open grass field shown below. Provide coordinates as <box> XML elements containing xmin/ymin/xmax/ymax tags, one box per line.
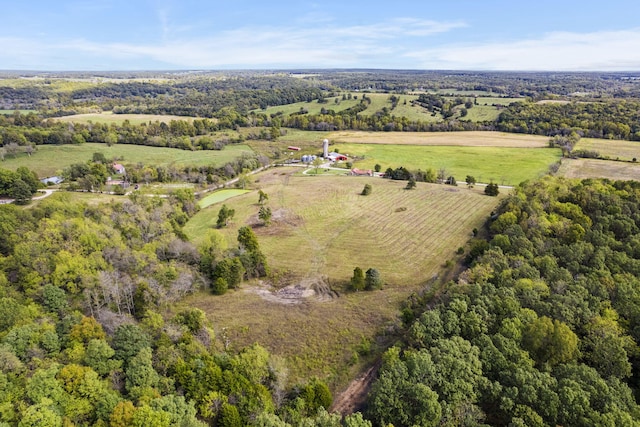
<box><xmin>0</xmin><ymin>109</ymin><xmax>36</xmax><ymax>115</ymax></box>
<box><xmin>53</xmin><ymin>112</ymin><xmax>199</xmax><ymax>125</ymax></box>
<box><xmin>198</xmin><ymin>189</ymin><xmax>250</xmax><ymax>209</ymax></box>
<box><xmin>254</xmin><ymin>97</ymin><xmax>361</xmax><ymax>117</ymax></box>
<box><xmin>328</xmin><ymin>130</ymin><xmax>549</xmax><ymax>147</ymax></box>
<box><xmin>575</xmin><ymin>138</ymin><xmax>640</xmax><ymax>162</ymax></box>
<box><xmin>182</xmin><ymin>169</ymin><xmax>503</xmax><ymax>386</ymax></box>
<box><xmin>557</xmin><ymin>158</ymin><xmax>640</xmax><ymax>181</ymax></box>
<box><xmin>1</xmin><ymin>143</ymin><xmax>254</xmax><ymax>177</ymax></box>
<box><xmin>254</xmin><ymin>92</ymin><xmax>518</xmax><ymax>124</ymax></box>
<box><xmin>336</xmin><ymin>143</ymin><xmax>559</xmax><ymax>185</ymax></box>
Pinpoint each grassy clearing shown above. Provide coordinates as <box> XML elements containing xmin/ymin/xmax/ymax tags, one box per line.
<box><xmin>198</xmin><ymin>189</ymin><xmax>250</xmax><ymax>209</ymax></box>
<box><xmin>253</xmin><ymin>97</ymin><xmax>361</xmax><ymax>117</ymax></box>
<box><xmin>1</xmin><ymin>143</ymin><xmax>254</xmax><ymax>177</ymax></box>
<box><xmin>53</xmin><ymin>112</ymin><xmax>199</xmax><ymax>125</ymax></box>
<box><xmin>336</xmin><ymin>144</ymin><xmax>559</xmax><ymax>185</ymax></box>
<box><xmin>557</xmin><ymin>158</ymin><xmax>640</xmax><ymax>181</ymax></box>
<box><xmin>36</xmin><ymin>190</ymin><xmax>123</xmax><ymax>206</ymax></box>
<box><xmin>461</xmin><ymin>105</ymin><xmax>502</xmax><ymax>121</ymax></box>
<box><xmin>182</xmin><ymin>170</ymin><xmax>503</xmax><ymax>386</ymax></box>
<box><xmin>328</xmin><ymin>130</ymin><xmax>549</xmax><ymax>148</ymax></box>
<box><xmin>0</xmin><ymin>109</ymin><xmax>36</xmax><ymax>115</ymax></box>
<box><xmin>575</xmin><ymin>138</ymin><xmax>640</xmax><ymax>162</ymax></box>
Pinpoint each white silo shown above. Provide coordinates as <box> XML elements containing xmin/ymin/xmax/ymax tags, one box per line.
<box><xmin>322</xmin><ymin>139</ymin><xmax>329</xmax><ymax>158</ymax></box>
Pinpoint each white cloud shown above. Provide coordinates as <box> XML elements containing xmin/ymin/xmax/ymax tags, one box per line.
<box><xmin>8</xmin><ymin>20</ymin><xmax>640</xmax><ymax>71</ymax></box>
<box><xmin>0</xmin><ymin>18</ymin><xmax>464</xmax><ymax>69</ymax></box>
<box><xmin>405</xmin><ymin>29</ymin><xmax>640</xmax><ymax>70</ymax></box>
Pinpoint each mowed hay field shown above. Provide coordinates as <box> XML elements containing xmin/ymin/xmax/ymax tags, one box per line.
<box><xmin>53</xmin><ymin>112</ymin><xmax>199</xmax><ymax>125</ymax></box>
<box><xmin>182</xmin><ymin>169</ymin><xmax>503</xmax><ymax>385</ymax></box>
<box><xmin>575</xmin><ymin>138</ymin><xmax>640</xmax><ymax>162</ymax></box>
<box><xmin>1</xmin><ymin>143</ymin><xmax>254</xmax><ymax>177</ymax></box>
<box><xmin>329</xmin><ymin>131</ymin><xmax>549</xmax><ymax>147</ymax></box>
<box><xmin>558</xmin><ymin>158</ymin><xmax>640</xmax><ymax>181</ymax></box>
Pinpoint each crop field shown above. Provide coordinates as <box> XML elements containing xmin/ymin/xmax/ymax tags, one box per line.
<box><xmin>575</xmin><ymin>138</ymin><xmax>640</xmax><ymax>162</ymax></box>
<box><xmin>557</xmin><ymin>158</ymin><xmax>640</xmax><ymax>181</ymax></box>
<box><xmin>53</xmin><ymin>112</ymin><xmax>199</xmax><ymax>125</ymax></box>
<box><xmin>328</xmin><ymin>130</ymin><xmax>549</xmax><ymax>147</ymax></box>
<box><xmin>1</xmin><ymin>142</ymin><xmax>254</xmax><ymax>177</ymax></box>
<box><xmin>182</xmin><ymin>170</ymin><xmax>503</xmax><ymax>384</ymax></box>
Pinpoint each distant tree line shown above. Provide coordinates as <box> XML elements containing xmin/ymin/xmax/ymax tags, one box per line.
<box><xmin>497</xmin><ymin>100</ymin><xmax>640</xmax><ymax>140</ymax></box>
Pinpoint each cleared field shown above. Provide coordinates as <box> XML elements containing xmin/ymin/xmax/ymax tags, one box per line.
<box><xmin>254</xmin><ymin>97</ymin><xmax>361</xmax><ymax>117</ymax></box>
<box><xmin>1</xmin><ymin>143</ymin><xmax>254</xmax><ymax>177</ymax></box>
<box><xmin>53</xmin><ymin>112</ymin><xmax>199</xmax><ymax>125</ymax></box>
<box><xmin>182</xmin><ymin>170</ymin><xmax>502</xmax><ymax>385</ymax></box>
<box><xmin>575</xmin><ymin>138</ymin><xmax>640</xmax><ymax>162</ymax></box>
<box><xmin>198</xmin><ymin>189</ymin><xmax>250</xmax><ymax>209</ymax></box>
<box><xmin>328</xmin><ymin>130</ymin><xmax>549</xmax><ymax>147</ymax></box>
<box><xmin>461</xmin><ymin>104</ymin><xmax>502</xmax><ymax>121</ymax></box>
<box><xmin>557</xmin><ymin>158</ymin><xmax>640</xmax><ymax>181</ymax></box>
<box><xmin>0</xmin><ymin>109</ymin><xmax>36</xmax><ymax>115</ymax></box>
<box><xmin>335</xmin><ymin>143</ymin><xmax>559</xmax><ymax>185</ymax></box>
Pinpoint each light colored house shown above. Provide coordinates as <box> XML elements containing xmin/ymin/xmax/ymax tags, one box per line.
<box><xmin>112</xmin><ymin>163</ymin><xmax>126</xmax><ymax>174</ymax></box>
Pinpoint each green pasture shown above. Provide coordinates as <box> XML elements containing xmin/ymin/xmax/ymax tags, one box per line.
<box><xmin>198</xmin><ymin>189</ymin><xmax>250</xmax><ymax>209</ymax></box>
<box><xmin>1</xmin><ymin>143</ymin><xmax>254</xmax><ymax>178</ymax></box>
<box><xmin>335</xmin><ymin>143</ymin><xmax>561</xmax><ymax>185</ymax></box>
<box><xmin>252</xmin><ymin>97</ymin><xmax>361</xmax><ymax>117</ymax></box>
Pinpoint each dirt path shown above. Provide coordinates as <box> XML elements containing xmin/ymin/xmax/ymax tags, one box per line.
<box><xmin>330</xmin><ymin>360</ymin><xmax>381</xmax><ymax>415</ymax></box>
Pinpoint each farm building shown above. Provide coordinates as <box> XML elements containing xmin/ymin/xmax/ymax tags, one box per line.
<box><xmin>40</xmin><ymin>176</ymin><xmax>64</xmax><ymax>185</ymax></box>
<box><xmin>326</xmin><ymin>152</ymin><xmax>348</xmax><ymax>161</ymax></box>
<box><xmin>350</xmin><ymin>168</ymin><xmax>373</xmax><ymax>176</ymax></box>
<box><xmin>112</xmin><ymin>163</ymin><xmax>126</xmax><ymax>174</ymax></box>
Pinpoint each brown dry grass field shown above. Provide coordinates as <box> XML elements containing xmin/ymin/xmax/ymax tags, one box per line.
<box><xmin>557</xmin><ymin>158</ymin><xmax>640</xmax><ymax>181</ymax></box>
<box><xmin>53</xmin><ymin>112</ymin><xmax>198</xmax><ymax>125</ymax></box>
<box><xmin>182</xmin><ymin>169</ymin><xmax>503</xmax><ymax>387</ymax></box>
<box><xmin>328</xmin><ymin>130</ymin><xmax>549</xmax><ymax>147</ymax></box>
<box><xmin>575</xmin><ymin>138</ymin><xmax>640</xmax><ymax>162</ymax></box>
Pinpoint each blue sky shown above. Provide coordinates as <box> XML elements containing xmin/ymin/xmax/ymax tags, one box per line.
<box><xmin>2</xmin><ymin>0</ymin><xmax>640</xmax><ymax>71</ymax></box>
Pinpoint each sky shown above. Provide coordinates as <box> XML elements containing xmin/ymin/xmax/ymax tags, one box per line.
<box><xmin>2</xmin><ymin>0</ymin><xmax>640</xmax><ymax>71</ymax></box>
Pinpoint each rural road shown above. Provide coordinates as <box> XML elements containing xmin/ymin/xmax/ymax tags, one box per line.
<box><xmin>32</xmin><ymin>189</ymin><xmax>56</xmax><ymax>200</ymax></box>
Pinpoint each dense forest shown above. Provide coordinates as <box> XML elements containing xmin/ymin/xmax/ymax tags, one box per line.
<box><xmin>365</xmin><ymin>177</ymin><xmax>640</xmax><ymax>426</ymax></box>
<box><xmin>0</xmin><ymin>190</ymin><xmax>376</xmax><ymax>426</ymax></box>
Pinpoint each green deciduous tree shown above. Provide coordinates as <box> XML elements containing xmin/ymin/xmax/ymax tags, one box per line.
<box><xmin>259</xmin><ymin>206</ymin><xmax>272</xmax><ymax>226</ymax></box>
<box><xmin>485</xmin><ymin>182</ymin><xmax>499</xmax><ymax>196</ymax></box>
<box><xmin>365</xmin><ymin>268</ymin><xmax>383</xmax><ymax>290</ymax></box>
<box><xmin>350</xmin><ymin>267</ymin><xmax>365</xmax><ymax>291</ymax></box>
<box><xmin>217</xmin><ymin>204</ymin><xmax>235</xmax><ymax>228</ymax></box>
<box><xmin>405</xmin><ymin>178</ymin><xmax>416</xmax><ymax>190</ymax></box>
<box><xmin>258</xmin><ymin>190</ymin><xmax>269</xmax><ymax>205</ymax></box>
